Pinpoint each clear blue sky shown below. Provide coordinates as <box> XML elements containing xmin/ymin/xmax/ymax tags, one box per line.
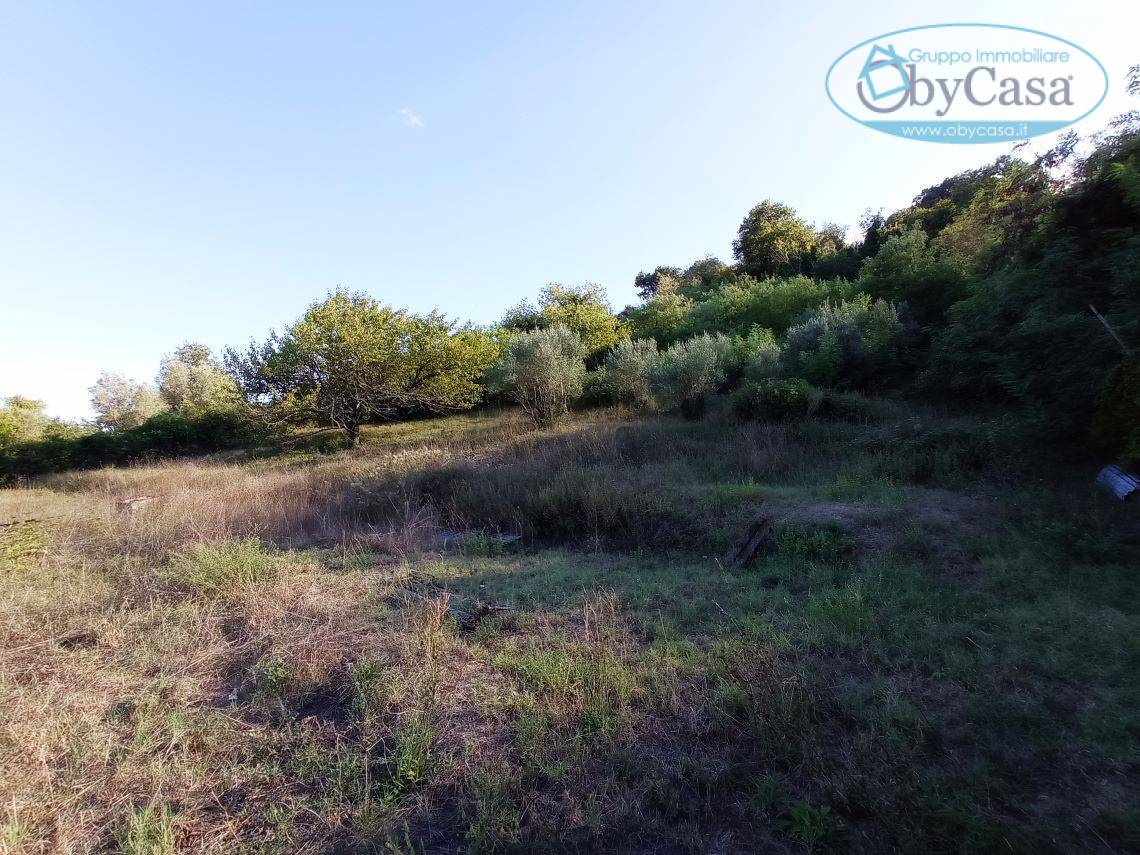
<box><xmin>2</xmin><ymin>0</ymin><xmax>1137</xmax><ymax>419</ymax></box>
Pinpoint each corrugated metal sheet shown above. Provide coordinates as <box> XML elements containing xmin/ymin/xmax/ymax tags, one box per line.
<box><xmin>1095</xmin><ymin>465</ymin><xmax>1140</xmax><ymax>501</ymax></box>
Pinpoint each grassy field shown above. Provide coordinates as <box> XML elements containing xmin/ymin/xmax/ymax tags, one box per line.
<box><xmin>1</xmin><ymin>402</ymin><xmax>1138</xmax><ymax>853</ymax></box>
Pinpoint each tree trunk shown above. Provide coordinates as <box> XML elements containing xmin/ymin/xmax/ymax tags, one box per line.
<box><xmin>345</xmin><ymin>423</ymin><xmax>361</xmax><ymax>447</ymax></box>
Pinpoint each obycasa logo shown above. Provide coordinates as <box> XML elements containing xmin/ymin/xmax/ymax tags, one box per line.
<box><xmin>826</xmin><ymin>25</ymin><xmax>1107</xmax><ymax>144</ymax></box>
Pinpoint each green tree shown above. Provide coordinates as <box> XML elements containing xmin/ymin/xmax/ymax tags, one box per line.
<box><xmin>624</xmin><ymin>293</ymin><xmax>692</xmax><ymax>346</ymax></box>
<box><xmin>485</xmin><ymin>324</ymin><xmax>587</xmax><ymax>425</ymax></box>
<box><xmin>225</xmin><ymin>290</ymin><xmax>496</xmax><ymax>445</ymax></box>
<box><xmin>934</xmin><ymin>160</ymin><xmax>1054</xmax><ymax>275</ymax></box>
<box><xmin>89</xmin><ymin>373</ymin><xmax>166</xmax><ymax>431</ymax></box>
<box><xmin>0</xmin><ymin>397</ymin><xmax>51</xmax><ymax>447</ymax></box>
<box><xmin>157</xmin><ymin>342</ymin><xmax>242</xmax><ymax>415</ymax></box>
<box><xmin>503</xmin><ymin>284</ymin><xmax>626</xmax><ymax>360</ymax></box>
<box><xmin>858</xmin><ymin>227</ymin><xmax>967</xmax><ymax>327</ymax></box>
<box><xmin>733</xmin><ymin>201</ymin><xmax>816</xmax><ymax>278</ymax></box>
<box><xmin>634</xmin><ymin>266</ymin><xmax>683</xmax><ymax>301</ymax></box>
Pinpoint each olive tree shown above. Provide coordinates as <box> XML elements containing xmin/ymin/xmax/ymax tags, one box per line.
<box><xmin>157</xmin><ymin>343</ymin><xmax>241</xmax><ymax>415</ymax></box>
<box><xmin>601</xmin><ymin>338</ymin><xmax>659</xmax><ymax>408</ymax></box>
<box><xmin>650</xmin><ymin>333</ymin><xmax>732</xmax><ymax>419</ymax></box>
<box><xmin>486</xmin><ymin>324</ymin><xmax>587</xmax><ymax>425</ymax></box>
<box><xmin>225</xmin><ymin>290</ymin><xmax>496</xmax><ymax>445</ymax></box>
<box><xmin>89</xmin><ymin>373</ymin><xmax>166</xmax><ymax>431</ymax></box>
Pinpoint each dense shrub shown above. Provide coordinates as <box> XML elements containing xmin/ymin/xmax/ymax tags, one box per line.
<box><xmin>650</xmin><ymin>333</ymin><xmax>732</xmax><ymax>419</ymax></box>
<box><xmin>734</xmin><ymin>377</ymin><xmax>822</xmax><ymax>421</ymax></box>
<box><xmin>0</xmin><ymin>410</ymin><xmax>269</xmax><ymax>481</ymax></box>
<box><xmin>626</xmin><ymin>276</ymin><xmax>852</xmax><ymax>346</ymax></box>
<box><xmin>733</xmin><ymin>327</ymin><xmax>783</xmax><ymax>384</ymax></box>
<box><xmin>783</xmin><ymin>297</ymin><xmax>903</xmax><ymax>388</ymax></box>
<box><xmin>486</xmin><ymin>324</ymin><xmax>588</xmax><ymax>425</ymax></box>
<box><xmin>683</xmin><ymin>275</ymin><xmax>852</xmax><ymax>338</ymax></box>
<box><xmin>857</xmin><ymin>226</ymin><xmax>968</xmax><ymax>327</ymax></box>
<box><xmin>601</xmin><ymin>339</ymin><xmax>659</xmax><ymax>408</ymax></box>
<box><xmin>1093</xmin><ymin>358</ymin><xmax>1140</xmax><ymax>461</ymax></box>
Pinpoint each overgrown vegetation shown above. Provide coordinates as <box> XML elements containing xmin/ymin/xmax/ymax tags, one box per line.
<box><xmin>3</xmin><ymin>82</ymin><xmax>1140</xmax><ymax>854</ymax></box>
<box><xmin>2</xmin><ymin>406</ymin><xmax>1138</xmax><ymax>853</ymax></box>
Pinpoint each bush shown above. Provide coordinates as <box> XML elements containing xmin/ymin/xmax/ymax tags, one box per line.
<box><xmin>601</xmin><ymin>338</ymin><xmax>658</xmax><ymax>407</ymax></box>
<box><xmin>485</xmin><ymin>324</ymin><xmax>588</xmax><ymax>425</ymax></box>
<box><xmin>0</xmin><ymin>409</ymin><xmax>269</xmax><ymax>481</ymax></box>
<box><xmin>682</xmin><ymin>275</ymin><xmax>853</xmax><ymax>338</ymax></box>
<box><xmin>1092</xmin><ymin>358</ymin><xmax>1140</xmax><ymax>461</ymax></box>
<box><xmin>736</xmin><ymin>327</ymin><xmax>783</xmax><ymax>384</ymax></box>
<box><xmin>163</xmin><ymin>538</ymin><xmax>282</xmax><ymax>599</ymax></box>
<box><xmin>783</xmin><ymin>297</ymin><xmax>902</xmax><ymax>388</ymax></box>
<box><xmin>857</xmin><ymin>226</ymin><xmax>967</xmax><ymax>326</ymax></box>
<box><xmin>734</xmin><ymin>377</ymin><xmax>822</xmax><ymax>421</ymax></box>
<box><xmin>650</xmin><ymin>333</ymin><xmax>732</xmax><ymax>419</ymax></box>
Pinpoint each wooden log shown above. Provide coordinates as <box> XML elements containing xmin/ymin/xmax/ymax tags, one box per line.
<box><xmin>727</xmin><ymin>517</ymin><xmax>775</xmax><ymax>569</ymax></box>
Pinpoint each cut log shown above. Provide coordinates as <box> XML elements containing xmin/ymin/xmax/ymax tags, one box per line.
<box><xmin>115</xmin><ymin>496</ymin><xmax>157</xmax><ymax>513</ymax></box>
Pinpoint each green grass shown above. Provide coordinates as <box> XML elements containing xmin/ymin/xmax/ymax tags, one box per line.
<box><xmin>162</xmin><ymin>537</ymin><xmax>284</xmax><ymax>599</ymax></box>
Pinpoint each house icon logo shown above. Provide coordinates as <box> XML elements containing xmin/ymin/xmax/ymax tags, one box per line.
<box><xmin>857</xmin><ymin>43</ymin><xmax>910</xmax><ymax>100</ymax></box>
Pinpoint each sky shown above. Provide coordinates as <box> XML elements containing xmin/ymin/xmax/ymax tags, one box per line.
<box><xmin>1</xmin><ymin>0</ymin><xmax>1138</xmax><ymax>420</ymax></box>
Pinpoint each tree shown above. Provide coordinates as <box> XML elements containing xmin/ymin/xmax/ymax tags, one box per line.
<box><xmin>934</xmin><ymin>160</ymin><xmax>1054</xmax><ymax>275</ymax></box>
<box><xmin>650</xmin><ymin>333</ymin><xmax>733</xmax><ymax>419</ymax></box>
<box><xmin>858</xmin><ymin>227</ymin><xmax>967</xmax><ymax>327</ymax></box>
<box><xmin>502</xmin><ymin>284</ymin><xmax>626</xmax><ymax>360</ymax></box>
<box><xmin>157</xmin><ymin>342</ymin><xmax>241</xmax><ymax>415</ymax></box>
<box><xmin>225</xmin><ymin>290</ymin><xmax>496</xmax><ymax>445</ymax></box>
<box><xmin>809</xmin><ymin>223</ymin><xmax>861</xmax><ymax>280</ymax></box>
<box><xmin>858</xmin><ymin>210</ymin><xmax>887</xmax><ymax>260</ymax></box>
<box><xmin>0</xmin><ymin>397</ymin><xmax>51</xmax><ymax>447</ymax></box>
<box><xmin>89</xmin><ymin>373</ymin><xmax>166</xmax><ymax>431</ymax></box>
<box><xmin>485</xmin><ymin>324</ymin><xmax>587</xmax><ymax>425</ymax></box>
<box><xmin>624</xmin><ymin>293</ymin><xmax>693</xmax><ymax>346</ymax></box>
<box><xmin>732</xmin><ymin>201</ymin><xmax>816</xmax><ymax>278</ymax></box>
<box><xmin>601</xmin><ymin>338</ymin><xmax>659</xmax><ymax>407</ymax></box>
<box><xmin>634</xmin><ymin>266</ymin><xmax>683</xmax><ymax>301</ymax></box>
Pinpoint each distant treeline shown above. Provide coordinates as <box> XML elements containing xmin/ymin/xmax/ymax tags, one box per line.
<box><xmin>3</xmin><ymin>104</ymin><xmax>1139</xmax><ymax>480</ymax></box>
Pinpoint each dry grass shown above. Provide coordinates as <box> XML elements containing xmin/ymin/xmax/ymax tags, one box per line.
<box><xmin>1</xmin><ymin>405</ymin><xmax>1138</xmax><ymax>853</ymax></box>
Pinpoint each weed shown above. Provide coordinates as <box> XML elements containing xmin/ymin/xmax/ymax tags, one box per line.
<box><xmin>466</xmin><ymin>766</ymin><xmax>523</xmax><ymax>853</ymax></box>
<box><xmin>163</xmin><ymin>537</ymin><xmax>281</xmax><ymax>599</ymax></box>
<box><xmin>118</xmin><ymin>805</ymin><xmax>176</xmax><ymax>855</ymax></box>
<box><xmin>807</xmin><ymin>581</ymin><xmax>874</xmax><ymax>646</ymax></box>
<box><xmin>348</xmin><ymin>658</ymin><xmax>387</xmax><ymax>721</ymax></box>
<box><xmin>388</xmin><ymin>717</ymin><xmax>433</xmax><ymax>794</ymax></box>
<box><xmin>0</xmin><ymin>521</ymin><xmax>44</xmax><ymax>567</ymax></box>
<box><xmin>777</xmin><ymin>801</ymin><xmax>839</xmax><ymax>850</ymax></box>
<box><xmin>777</xmin><ymin>522</ymin><xmax>856</xmax><ymax>562</ymax></box>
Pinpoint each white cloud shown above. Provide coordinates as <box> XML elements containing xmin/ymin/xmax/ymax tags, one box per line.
<box><xmin>399</xmin><ymin>108</ymin><xmax>424</xmax><ymax>128</ymax></box>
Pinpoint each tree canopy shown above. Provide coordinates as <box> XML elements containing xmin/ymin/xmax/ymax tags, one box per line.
<box><xmin>733</xmin><ymin>201</ymin><xmax>817</xmax><ymax>278</ymax></box>
<box><xmin>226</xmin><ymin>290</ymin><xmax>497</xmax><ymax>444</ymax></box>
<box><xmin>158</xmin><ymin>343</ymin><xmax>242</xmax><ymax>415</ymax></box>
<box><xmin>89</xmin><ymin>373</ymin><xmax>166</xmax><ymax>431</ymax></box>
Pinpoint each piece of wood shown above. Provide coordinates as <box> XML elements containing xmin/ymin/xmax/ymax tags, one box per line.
<box><xmin>115</xmin><ymin>496</ymin><xmax>157</xmax><ymax>513</ymax></box>
<box><xmin>727</xmin><ymin>517</ymin><xmax>775</xmax><ymax>569</ymax></box>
